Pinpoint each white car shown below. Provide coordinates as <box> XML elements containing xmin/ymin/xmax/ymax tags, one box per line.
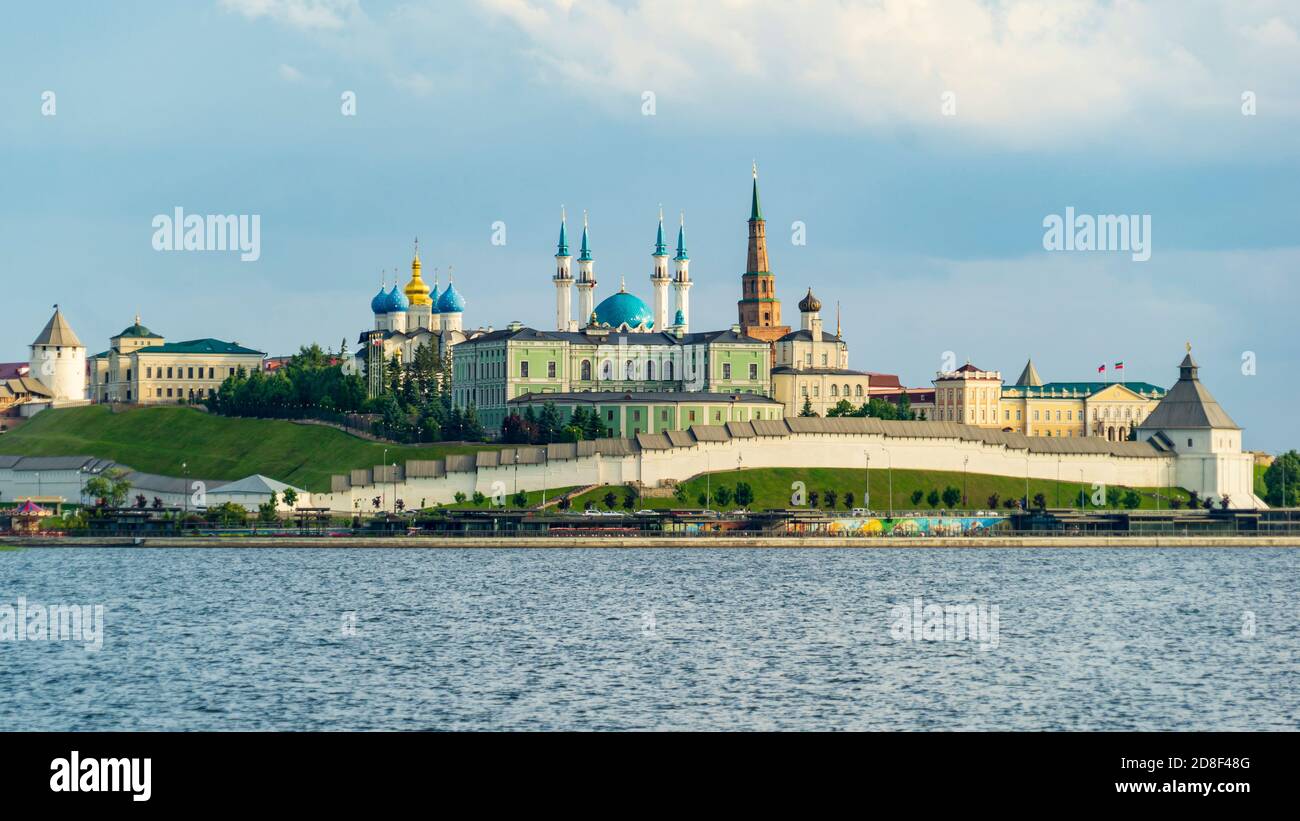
<box><xmin>851</xmin><ymin>508</ymin><xmax>871</xmax><ymax>517</ymax></box>
<box><xmin>582</xmin><ymin>509</ymin><xmax>603</xmax><ymax>517</ymax></box>
<box><xmin>633</xmin><ymin>509</ymin><xmax>658</xmax><ymax>516</ymax></box>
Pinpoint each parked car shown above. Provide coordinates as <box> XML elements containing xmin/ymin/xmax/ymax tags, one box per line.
<box><xmin>582</xmin><ymin>509</ymin><xmax>603</xmax><ymax>517</ymax></box>
<box><xmin>633</xmin><ymin>509</ymin><xmax>658</xmax><ymax>516</ymax></box>
<box><xmin>851</xmin><ymin>508</ymin><xmax>871</xmax><ymax>517</ymax></box>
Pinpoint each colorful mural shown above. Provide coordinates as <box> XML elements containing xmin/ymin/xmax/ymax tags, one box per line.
<box><xmin>785</xmin><ymin>516</ymin><xmax>1009</xmax><ymax>537</ymax></box>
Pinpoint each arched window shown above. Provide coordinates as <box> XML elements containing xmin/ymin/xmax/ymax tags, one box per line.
<box><xmin>581</xmin><ymin>360</ymin><xmax>592</xmax><ymax>380</ymax></box>
<box><xmin>855</xmin><ymin>384</ymin><xmax>863</xmax><ymax>397</ymax></box>
<box><xmin>601</xmin><ymin>360</ymin><xmax>612</xmax><ymax>379</ymax></box>
<box><xmin>843</xmin><ymin>384</ymin><xmax>851</xmax><ymax>397</ymax></box>
<box><xmin>665</xmin><ymin>360</ymin><xmax>673</xmax><ymax>381</ymax></box>
<box><xmin>625</xmin><ymin>359</ymin><xmax>636</xmax><ymax>380</ymax></box>
<box><xmin>831</xmin><ymin>384</ymin><xmax>839</xmax><ymax>397</ymax></box>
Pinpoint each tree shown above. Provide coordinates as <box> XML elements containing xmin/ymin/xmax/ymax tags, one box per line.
<box><xmin>85</xmin><ymin>469</ymin><xmax>131</xmax><ymax>509</ymax></box>
<box><xmin>1122</xmin><ymin>490</ymin><xmax>1141</xmax><ymax>510</ymax></box>
<box><xmin>1032</xmin><ymin>492</ymin><xmax>1047</xmax><ymax>510</ymax></box>
<box><xmin>808</xmin><ymin>490</ymin><xmax>820</xmax><ymax>507</ymax></box>
<box><xmin>209</xmin><ymin>502</ymin><xmax>247</xmax><ymax>527</ymax></box>
<box><xmin>987</xmin><ymin>493</ymin><xmax>1000</xmax><ymax>509</ymax></box>
<box><xmin>471</xmin><ymin>491</ymin><xmax>487</xmax><ymax>507</ymax></box>
<box><xmin>501</xmin><ymin>412</ymin><xmax>534</xmax><ymax>444</ymax></box>
<box><xmin>1187</xmin><ymin>490</ymin><xmax>1200</xmax><ymax>510</ymax></box>
<box><xmin>799</xmin><ymin>396</ymin><xmax>817</xmax><ymax>417</ymax></box>
<box><xmin>1105</xmin><ymin>486</ymin><xmax>1122</xmax><ymax>508</ymax></box>
<box><xmin>714</xmin><ymin>485</ymin><xmax>733</xmax><ymax>507</ymax></box>
<box><xmin>1263</xmin><ymin>450</ymin><xmax>1300</xmax><ymax>507</ymax></box>
<box><xmin>911</xmin><ymin>489</ymin><xmax>924</xmax><ymax>505</ymax></box>
<box><xmin>827</xmin><ymin>399</ymin><xmax>855</xmax><ymax>417</ymax></box>
<box><xmin>511</xmin><ymin>490</ymin><xmax>528</xmax><ymax>508</ymax></box>
<box><xmin>697</xmin><ymin>491</ymin><xmax>709</xmax><ymax>508</ymax></box>
<box><xmin>941</xmin><ymin>486</ymin><xmax>961</xmax><ymax>509</ymax></box>
<box><xmin>823</xmin><ymin>489</ymin><xmax>838</xmax><ymax>509</ymax></box>
<box><xmin>461</xmin><ymin>404</ymin><xmax>486</xmax><ymax>442</ymax></box>
<box><xmin>622</xmin><ymin>487</ymin><xmax>637</xmax><ymax>510</ymax></box>
<box><xmin>537</xmin><ymin>402</ymin><xmax>562</xmax><ymax>444</ymax></box>
<box><xmin>603</xmin><ymin>490</ymin><xmax>618</xmax><ymax>510</ymax></box>
<box><xmin>673</xmin><ymin>484</ymin><xmax>689</xmax><ymax>504</ymax></box>
<box><xmin>926</xmin><ymin>489</ymin><xmax>940</xmax><ymax>508</ymax></box>
<box><xmin>258</xmin><ymin>498</ymin><xmax>278</xmax><ymax>523</ymax></box>
<box><xmin>453</xmin><ymin>491</ymin><xmax>467</xmax><ymax>504</ymax></box>
<box><xmin>282</xmin><ymin>487</ymin><xmax>299</xmax><ymax>510</ymax></box>
<box><xmin>735</xmin><ymin>482</ymin><xmax>754</xmax><ymax>508</ymax></box>
<box><xmin>843</xmin><ymin>490</ymin><xmax>855</xmax><ymax>510</ymax></box>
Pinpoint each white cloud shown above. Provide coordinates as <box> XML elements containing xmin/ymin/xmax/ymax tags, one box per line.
<box><xmin>478</xmin><ymin>0</ymin><xmax>1300</xmax><ymax>147</ymax></box>
<box><xmin>278</xmin><ymin>63</ymin><xmax>305</xmax><ymax>82</ymax></box>
<box><xmin>219</xmin><ymin>0</ymin><xmax>361</xmax><ymax>31</ymax></box>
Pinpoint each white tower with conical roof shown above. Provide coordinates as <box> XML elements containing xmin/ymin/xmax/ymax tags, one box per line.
<box><xmin>554</xmin><ymin>207</ymin><xmax>573</xmax><ymax>331</ymax></box>
<box><xmin>575</xmin><ymin>212</ymin><xmax>597</xmax><ymax>327</ymax></box>
<box><xmin>651</xmin><ymin>207</ymin><xmax>670</xmax><ymax>331</ymax></box>
<box><xmin>672</xmin><ymin>212</ymin><xmax>691</xmax><ymax>333</ymax></box>
<box><xmin>29</xmin><ymin>305</ymin><xmax>86</xmax><ymax>403</ymax></box>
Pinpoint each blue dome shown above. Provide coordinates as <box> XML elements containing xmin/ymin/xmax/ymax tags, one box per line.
<box><xmin>437</xmin><ymin>282</ymin><xmax>465</xmax><ymax>313</ymax></box>
<box><xmin>673</xmin><ymin>309</ymin><xmax>685</xmax><ymax>326</ymax></box>
<box><xmin>593</xmin><ymin>291</ymin><xmax>654</xmax><ymax>330</ymax></box>
<box><xmin>370</xmin><ymin>287</ymin><xmax>390</xmax><ymax>314</ymax></box>
<box><xmin>386</xmin><ymin>285</ymin><xmax>409</xmax><ymax>312</ymax></box>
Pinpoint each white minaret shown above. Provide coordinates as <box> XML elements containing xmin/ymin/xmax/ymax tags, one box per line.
<box><xmin>672</xmin><ymin>212</ymin><xmax>692</xmax><ymax>333</ymax></box>
<box><xmin>554</xmin><ymin>207</ymin><xmax>573</xmax><ymax>331</ymax></box>
<box><xmin>651</xmin><ymin>206</ymin><xmax>670</xmax><ymax>331</ymax></box>
<box><xmin>29</xmin><ymin>305</ymin><xmax>87</xmax><ymax>403</ymax></box>
<box><xmin>575</xmin><ymin>211</ymin><xmax>597</xmax><ymax>327</ymax></box>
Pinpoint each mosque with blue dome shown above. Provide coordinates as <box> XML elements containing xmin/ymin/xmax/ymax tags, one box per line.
<box><xmin>348</xmin><ymin>240</ymin><xmax>483</xmax><ymax>388</ymax></box>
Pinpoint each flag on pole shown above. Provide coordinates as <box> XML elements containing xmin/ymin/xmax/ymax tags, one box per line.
<box><xmin>1114</xmin><ymin>361</ymin><xmax>1124</xmax><ymax>370</ymax></box>
<box><xmin>1097</xmin><ymin>364</ymin><xmax>1106</xmax><ymax>373</ymax></box>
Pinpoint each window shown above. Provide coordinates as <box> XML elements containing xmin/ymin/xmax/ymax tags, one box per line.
<box><xmin>723</xmin><ymin>363</ymin><xmax>731</xmax><ymax>379</ymax></box>
<box><xmin>626</xmin><ymin>360</ymin><xmax>636</xmax><ymax>379</ymax></box>
<box><xmin>665</xmin><ymin>360</ymin><xmax>673</xmax><ymax>380</ymax></box>
<box><xmin>801</xmin><ymin>385</ymin><xmax>808</xmax><ymax>396</ymax></box>
<box><xmin>660</xmin><ymin>410</ymin><xmax>668</xmax><ymax>421</ymax></box>
<box><xmin>831</xmin><ymin>385</ymin><xmax>839</xmax><ymax>397</ymax></box>
<box><xmin>146</xmin><ymin>367</ymin><xmax>152</xmax><ymax>378</ymax></box>
<box><xmin>647</xmin><ymin>360</ymin><xmax>655</xmax><ymax>380</ymax></box>
<box><xmin>1033</xmin><ymin>410</ymin><xmax>1039</xmax><ymax>421</ymax></box>
<box><xmin>208</xmin><ymin>367</ymin><xmax>215</xmax><ymax>379</ymax></box>
<box><xmin>1004</xmin><ymin>410</ymin><xmax>1010</xmax><ymax>420</ymax></box>
<box><xmin>813</xmin><ymin>385</ymin><xmax>820</xmax><ymax>397</ymax></box>
<box><xmin>167</xmin><ymin>367</ymin><xmax>173</xmax><ymax>379</ymax></box>
<box><xmin>805</xmin><ymin>353</ymin><xmax>812</xmax><ymax>366</ymax></box>
<box><xmin>187</xmin><ymin>367</ymin><xmax>194</xmax><ymax>379</ymax></box>
<box><xmin>689</xmin><ymin>411</ymin><xmax>696</xmax><ymax>422</ymax></box>
<box><xmin>156</xmin><ymin>388</ymin><xmax>162</xmax><ymax>397</ymax></box>
<box><xmin>855</xmin><ymin>385</ymin><xmax>863</xmax><ymax>397</ymax></box>
<box><xmin>607</xmin><ymin>410</ymin><xmax>614</xmax><ymax>421</ymax></box>
<box><xmin>581</xmin><ymin>360</ymin><xmax>592</xmax><ymax>380</ymax></box>
<box><xmin>820</xmin><ymin>353</ymin><xmax>828</xmax><ymax>366</ymax></box>
<box><xmin>633</xmin><ymin>410</ymin><xmax>640</xmax><ymax>421</ymax></box>
<box><xmin>547</xmin><ymin>361</ymin><xmax>556</xmax><ymax>378</ymax></box>
<box><xmin>520</xmin><ymin>361</ymin><xmax>529</xmax><ymax>377</ymax></box>
<box><xmin>749</xmin><ymin>363</ymin><xmax>758</xmax><ymax>380</ymax></box>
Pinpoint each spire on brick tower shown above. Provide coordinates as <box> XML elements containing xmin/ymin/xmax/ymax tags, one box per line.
<box><xmin>737</xmin><ymin>162</ymin><xmax>789</xmax><ymax>356</ymax></box>
<box><xmin>554</xmin><ymin>206</ymin><xmax>573</xmax><ymax>330</ymax></box>
<box><xmin>651</xmin><ymin>205</ymin><xmax>670</xmax><ymax>331</ymax></box>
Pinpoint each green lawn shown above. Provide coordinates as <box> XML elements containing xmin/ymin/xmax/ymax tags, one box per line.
<box><xmin>567</xmin><ymin>467</ymin><xmax>1191</xmax><ymax>513</ymax></box>
<box><xmin>0</xmin><ymin>405</ymin><xmax>493</xmax><ymax>493</ymax></box>
<box><xmin>428</xmin><ymin>486</ymin><xmax>581</xmax><ymax>511</ymax></box>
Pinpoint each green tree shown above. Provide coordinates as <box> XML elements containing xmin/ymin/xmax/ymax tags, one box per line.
<box><xmin>799</xmin><ymin>396</ymin><xmax>817</xmax><ymax>417</ymax></box>
<box><xmin>603</xmin><ymin>490</ymin><xmax>618</xmax><ymax>510</ymax></box>
<box><xmin>843</xmin><ymin>490</ymin><xmax>855</xmax><ymax>509</ymax></box>
<box><xmin>714</xmin><ymin>485</ymin><xmax>732</xmax><ymax>507</ymax></box>
<box><xmin>827</xmin><ymin>399</ymin><xmax>855</xmax><ymax>417</ymax></box>
<box><xmin>453</xmin><ymin>491</ymin><xmax>467</xmax><ymax>504</ymax></box>
<box><xmin>1122</xmin><ymin>490</ymin><xmax>1141</xmax><ymax>509</ymax></box>
<box><xmin>622</xmin><ymin>486</ymin><xmax>637</xmax><ymax>510</ymax></box>
<box><xmin>823</xmin><ymin>489</ymin><xmax>838</xmax><ymax>508</ymax></box>
<box><xmin>1105</xmin><ymin>486</ymin><xmax>1122</xmax><ymax>508</ymax></box>
<box><xmin>85</xmin><ymin>469</ymin><xmax>132</xmax><ymax>508</ymax></box>
<box><xmin>537</xmin><ymin>402</ymin><xmax>562</xmax><ymax>444</ymax></box>
<box><xmin>1032</xmin><ymin>492</ymin><xmax>1047</xmax><ymax>510</ymax></box>
<box><xmin>1263</xmin><ymin>450</ymin><xmax>1300</xmax><ymax>507</ymax></box>
<box><xmin>926</xmin><ymin>489</ymin><xmax>940</xmax><ymax>508</ymax></box>
<box><xmin>511</xmin><ymin>490</ymin><xmax>528</xmax><ymax>508</ymax></box>
<box><xmin>673</xmin><ymin>483</ymin><xmax>688</xmax><ymax>504</ymax></box>
<box><xmin>734</xmin><ymin>482</ymin><xmax>754</xmax><ymax>508</ymax></box>
<box><xmin>471</xmin><ymin>491</ymin><xmax>487</xmax><ymax>507</ymax></box>
<box><xmin>941</xmin><ymin>486</ymin><xmax>961</xmax><ymax>508</ymax></box>
<box><xmin>911</xmin><ymin>489</ymin><xmax>924</xmax><ymax>505</ymax></box>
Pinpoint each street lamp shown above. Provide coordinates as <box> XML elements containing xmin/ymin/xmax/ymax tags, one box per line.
<box><xmin>963</xmin><ymin>455</ymin><xmax>969</xmax><ymax>508</ymax></box>
<box><xmin>863</xmin><ymin>450</ymin><xmax>870</xmax><ymax>513</ymax></box>
<box><xmin>382</xmin><ymin>447</ymin><xmax>389</xmax><ymax>514</ymax></box>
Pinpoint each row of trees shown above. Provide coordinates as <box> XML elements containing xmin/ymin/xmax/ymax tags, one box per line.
<box><xmin>207</xmin><ymin>342</ymin><xmax>489</xmax><ymax>443</ymax></box>
<box><xmin>500</xmin><ymin>404</ymin><xmax>612</xmax><ymax>444</ymax></box>
<box><xmin>801</xmin><ymin>395</ymin><xmax>926</xmax><ymax>420</ymax></box>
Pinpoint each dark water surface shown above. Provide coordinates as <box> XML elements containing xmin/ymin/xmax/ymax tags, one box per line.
<box><xmin>1</xmin><ymin>547</ymin><xmax>1295</xmax><ymax>730</ymax></box>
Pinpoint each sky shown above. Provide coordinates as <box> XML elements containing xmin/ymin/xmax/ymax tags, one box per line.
<box><xmin>1</xmin><ymin>0</ymin><xmax>1297</xmax><ymax>449</ymax></box>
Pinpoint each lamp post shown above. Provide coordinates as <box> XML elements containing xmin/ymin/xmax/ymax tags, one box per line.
<box><xmin>883</xmin><ymin>447</ymin><xmax>893</xmax><ymax>518</ymax></box>
<box><xmin>382</xmin><ymin>447</ymin><xmax>389</xmax><ymax>514</ymax></box>
<box><xmin>962</xmin><ymin>455</ymin><xmax>969</xmax><ymax>509</ymax></box>
<box><xmin>863</xmin><ymin>450</ymin><xmax>870</xmax><ymax>513</ymax></box>
<box><xmin>183</xmin><ymin>462</ymin><xmax>189</xmax><ymax>521</ymax></box>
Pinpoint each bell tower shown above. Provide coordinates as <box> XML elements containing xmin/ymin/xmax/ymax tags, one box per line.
<box><xmin>737</xmin><ymin>163</ymin><xmax>790</xmax><ymax>356</ymax></box>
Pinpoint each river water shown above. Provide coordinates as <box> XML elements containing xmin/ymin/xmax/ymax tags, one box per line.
<box><xmin>1</xmin><ymin>547</ymin><xmax>1295</xmax><ymax>730</ymax></box>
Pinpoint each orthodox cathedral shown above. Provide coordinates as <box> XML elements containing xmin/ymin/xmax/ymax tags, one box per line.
<box><xmin>348</xmin><ymin>241</ymin><xmax>483</xmax><ymax>389</ymax></box>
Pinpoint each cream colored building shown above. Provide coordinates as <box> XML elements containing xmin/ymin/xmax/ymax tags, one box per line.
<box><xmin>934</xmin><ymin>359</ymin><xmax>1166</xmax><ymax>440</ymax></box>
<box><xmin>90</xmin><ymin>316</ymin><xmax>265</xmax><ymax>404</ymax></box>
<box><xmin>771</xmin><ymin>289</ymin><xmax>871</xmax><ymax>416</ymax></box>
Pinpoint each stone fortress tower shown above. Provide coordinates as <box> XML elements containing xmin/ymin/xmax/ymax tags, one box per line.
<box><xmin>29</xmin><ymin>305</ymin><xmax>87</xmax><ymax>404</ymax></box>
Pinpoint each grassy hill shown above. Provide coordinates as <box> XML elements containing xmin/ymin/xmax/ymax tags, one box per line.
<box><xmin>567</xmin><ymin>466</ymin><xmax>1190</xmax><ymax>513</ymax></box>
<box><xmin>0</xmin><ymin>405</ymin><xmax>491</xmax><ymax>493</ymax></box>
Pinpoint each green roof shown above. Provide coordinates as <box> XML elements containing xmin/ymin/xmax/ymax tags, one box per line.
<box><xmin>750</xmin><ymin>174</ymin><xmax>762</xmax><ymax>221</ymax></box>
<box><xmin>1001</xmin><ymin>381</ymin><xmax>1165</xmax><ymax>398</ymax></box>
<box><xmin>115</xmin><ymin>323</ymin><xmax>163</xmax><ymax>339</ymax></box>
<box><xmin>134</xmin><ymin>339</ymin><xmax>265</xmax><ymax>356</ymax></box>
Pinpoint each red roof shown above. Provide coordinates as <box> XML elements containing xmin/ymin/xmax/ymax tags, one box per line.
<box><xmin>955</xmin><ymin>363</ymin><xmax>984</xmax><ymax>373</ymax></box>
<box><xmin>863</xmin><ymin>372</ymin><xmax>902</xmax><ymax>389</ymax></box>
<box><xmin>15</xmin><ymin>500</ymin><xmax>47</xmax><ymax>515</ymax></box>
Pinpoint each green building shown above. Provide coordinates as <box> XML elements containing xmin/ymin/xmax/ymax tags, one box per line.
<box><xmin>509</xmin><ymin>390</ymin><xmax>784</xmax><ymax>437</ymax></box>
<box><xmin>453</xmin><ymin>322</ymin><xmax>772</xmax><ymax>434</ymax></box>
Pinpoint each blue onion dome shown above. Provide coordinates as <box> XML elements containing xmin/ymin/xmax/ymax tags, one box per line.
<box><xmin>386</xmin><ymin>285</ymin><xmax>409</xmax><ymax>312</ymax></box>
<box><xmin>428</xmin><ymin>280</ymin><xmax>440</xmax><ymax>310</ymax></box>
<box><xmin>674</xmin><ymin>308</ymin><xmax>685</xmax><ymax>326</ymax></box>
<box><xmin>371</xmin><ymin>287</ymin><xmax>390</xmax><ymax>314</ymax></box>
<box><xmin>593</xmin><ymin>286</ymin><xmax>654</xmax><ymax>330</ymax></box>
<box><xmin>437</xmin><ymin>281</ymin><xmax>466</xmax><ymax>313</ymax></box>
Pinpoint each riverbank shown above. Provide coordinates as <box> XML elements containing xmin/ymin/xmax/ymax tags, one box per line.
<box><xmin>4</xmin><ymin>535</ymin><xmax>1298</xmax><ymax>548</ymax></box>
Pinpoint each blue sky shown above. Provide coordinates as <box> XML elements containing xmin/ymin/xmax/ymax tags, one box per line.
<box><xmin>2</xmin><ymin>1</ymin><xmax>1298</xmax><ymax>449</ymax></box>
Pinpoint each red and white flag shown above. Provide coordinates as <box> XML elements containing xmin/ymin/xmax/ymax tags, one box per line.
<box><xmin>1114</xmin><ymin>361</ymin><xmax>1124</xmax><ymax>370</ymax></box>
<box><xmin>1097</xmin><ymin>364</ymin><xmax>1106</xmax><ymax>374</ymax></box>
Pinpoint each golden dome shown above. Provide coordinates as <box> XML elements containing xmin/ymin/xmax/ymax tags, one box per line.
<box><xmin>404</xmin><ymin>249</ymin><xmax>433</xmax><ymax>307</ymax></box>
